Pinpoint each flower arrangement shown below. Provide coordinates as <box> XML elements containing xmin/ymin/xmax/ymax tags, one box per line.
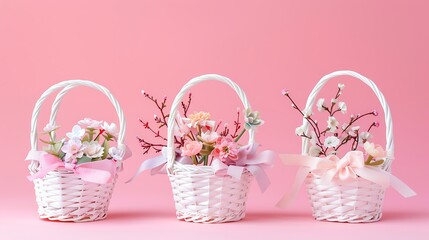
<box><xmin>138</xmin><ymin>91</ymin><xmax>264</xmax><ymax>166</ymax></box>
<box><xmin>282</xmin><ymin>83</ymin><xmax>387</xmax><ymax>166</ymax></box>
<box><xmin>40</xmin><ymin>118</ymin><xmax>124</xmax><ymax>166</ymax></box>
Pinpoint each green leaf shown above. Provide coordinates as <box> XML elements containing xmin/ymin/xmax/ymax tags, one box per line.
<box><xmin>77</xmin><ymin>156</ymin><xmax>92</xmax><ymax>165</ymax></box>
<box><xmin>40</xmin><ymin>138</ymin><xmax>57</xmax><ymax>145</ymax></box>
<box><xmin>101</xmin><ymin>139</ymin><xmax>110</xmax><ymax>159</ymax></box>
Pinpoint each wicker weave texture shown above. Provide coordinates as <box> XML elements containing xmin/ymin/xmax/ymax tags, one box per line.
<box><xmin>305</xmin><ymin>174</ymin><xmax>384</xmax><ymax>223</ymax></box>
<box><xmin>34</xmin><ymin>169</ymin><xmax>117</xmax><ymax>222</ymax></box>
<box><xmin>169</xmin><ymin>163</ymin><xmax>252</xmax><ymax>223</ymax></box>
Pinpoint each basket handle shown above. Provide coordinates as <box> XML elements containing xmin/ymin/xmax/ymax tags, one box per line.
<box><xmin>166</xmin><ymin>74</ymin><xmax>253</xmax><ymax>170</ymax></box>
<box><xmin>29</xmin><ymin>80</ymin><xmax>126</xmax><ymax>171</ymax></box>
<box><xmin>301</xmin><ymin>70</ymin><xmax>394</xmax><ymax>171</ymax></box>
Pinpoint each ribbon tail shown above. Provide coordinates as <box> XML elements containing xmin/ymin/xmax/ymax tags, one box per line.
<box><xmin>389</xmin><ymin>174</ymin><xmax>417</xmax><ymax>198</ymax></box>
<box><xmin>246</xmin><ymin>166</ymin><xmax>271</xmax><ymax>193</ymax></box>
<box><xmin>276</xmin><ymin>167</ymin><xmax>310</xmax><ymax>208</ymax></box>
<box><xmin>126</xmin><ymin>155</ymin><xmax>167</xmax><ymax>183</ymax></box>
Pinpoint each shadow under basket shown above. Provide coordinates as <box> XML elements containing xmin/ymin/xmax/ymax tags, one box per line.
<box><xmin>168</xmin><ymin>163</ymin><xmax>253</xmax><ymax>223</ymax></box>
<box><xmin>305</xmin><ymin>173</ymin><xmax>385</xmax><ymax>223</ymax></box>
<box><xmin>33</xmin><ymin>168</ymin><xmax>118</xmax><ymax>222</ymax></box>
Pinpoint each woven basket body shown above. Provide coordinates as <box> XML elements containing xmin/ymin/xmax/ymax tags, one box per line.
<box><xmin>28</xmin><ymin>80</ymin><xmax>126</xmax><ymax>222</ymax></box>
<box><xmin>169</xmin><ymin>163</ymin><xmax>253</xmax><ymax>223</ymax></box>
<box><xmin>34</xmin><ymin>169</ymin><xmax>118</xmax><ymax>222</ymax></box>
<box><xmin>165</xmin><ymin>74</ymin><xmax>255</xmax><ymax>223</ymax></box>
<box><xmin>305</xmin><ymin>173</ymin><xmax>384</xmax><ymax>222</ymax></box>
<box><xmin>301</xmin><ymin>71</ymin><xmax>393</xmax><ymax>223</ymax></box>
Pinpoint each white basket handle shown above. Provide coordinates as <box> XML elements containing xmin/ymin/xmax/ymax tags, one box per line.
<box><xmin>302</xmin><ymin>70</ymin><xmax>394</xmax><ymax>171</ymax></box>
<box><xmin>29</xmin><ymin>80</ymin><xmax>126</xmax><ymax>172</ymax></box>
<box><xmin>166</xmin><ymin>74</ymin><xmax>253</xmax><ymax>171</ymax></box>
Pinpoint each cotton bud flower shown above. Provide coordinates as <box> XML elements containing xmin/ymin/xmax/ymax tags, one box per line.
<box><xmin>338</xmin><ymin>83</ymin><xmax>345</xmax><ymax>90</ymax></box>
<box><xmin>373</xmin><ymin>110</ymin><xmax>379</xmax><ymax>116</ymax></box>
<box><xmin>331</xmin><ymin>98</ymin><xmax>338</xmax><ymax>104</ymax></box>
<box><xmin>324</xmin><ymin>136</ymin><xmax>340</xmax><ymax>148</ymax></box>
<box><xmin>295</xmin><ymin>125</ymin><xmax>306</xmax><ymax>136</ymax></box>
<box><xmin>374</xmin><ymin>122</ymin><xmax>380</xmax><ymax>127</ymax></box>
<box><xmin>316</xmin><ymin>98</ymin><xmax>325</xmax><ymax>112</ymax></box>
<box><xmin>281</xmin><ymin>89</ymin><xmax>289</xmax><ymax>95</ymax></box>
<box><xmin>141</xmin><ymin>90</ymin><xmax>145</xmax><ymax>95</ymax></box>
<box><xmin>327</xmin><ymin>116</ymin><xmax>339</xmax><ymax>132</ymax></box>
<box><xmin>338</xmin><ymin>102</ymin><xmax>347</xmax><ymax>114</ymax></box>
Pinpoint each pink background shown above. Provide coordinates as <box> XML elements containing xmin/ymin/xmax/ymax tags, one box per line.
<box><xmin>1</xmin><ymin>0</ymin><xmax>428</xmax><ymax>239</ymax></box>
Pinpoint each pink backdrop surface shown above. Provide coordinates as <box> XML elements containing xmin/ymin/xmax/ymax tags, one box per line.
<box><xmin>1</xmin><ymin>0</ymin><xmax>428</xmax><ymax>239</ymax></box>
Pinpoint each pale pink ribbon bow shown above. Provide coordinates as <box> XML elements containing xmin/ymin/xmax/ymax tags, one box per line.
<box><xmin>127</xmin><ymin>144</ymin><xmax>275</xmax><ymax>192</ymax></box>
<box><xmin>276</xmin><ymin>151</ymin><xmax>416</xmax><ymax>208</ymax></box>
<box><xmin>26</xmin><ymin>150</ymin><xmax>118</xmax><ymax>184</ymax></box>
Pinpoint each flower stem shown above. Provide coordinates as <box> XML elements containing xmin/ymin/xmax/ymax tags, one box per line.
<box><xmin>234</xmin><ymin>129</ymin><xmax>247</xmax><ymax>142</ymax></box>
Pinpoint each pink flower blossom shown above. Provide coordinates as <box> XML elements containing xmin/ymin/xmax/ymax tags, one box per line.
<box><xmin>181</xmin><ymin>141</ymin><xmax>203</xmax><ymax>157</ymax></box>
<box><xmin>61</xmin><ymin>138</ymin><xmax>85</xmax><ymax>163</ymax></box>
<box><xmin>183</xmin><ymin>111</ymin><xmax>216</xmax><ymax>129</ymax></box>
<box><xmin>211</xmin><ymin>137</ymin><xmax>239</xmax><ymax>162</ymax></box>
<box><xmin>174</xmin><ymin>112</ymin><xmax>190</xmax><ymax>137</ymax></box>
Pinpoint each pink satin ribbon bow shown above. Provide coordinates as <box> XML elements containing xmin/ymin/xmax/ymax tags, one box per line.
<box><xmin>127</xmin><ymin>144</ymin><xmax>275</xmax><ymax>192</ymax></box>
<box><xmin>26</xmin><ymin>150</ymin><xmax>118</xmax><ymax>184</ymax></box>
<box><xmin>276</xmin><ymin>151</ymin><xmax>416</xmax><ymax>208</ymax></box>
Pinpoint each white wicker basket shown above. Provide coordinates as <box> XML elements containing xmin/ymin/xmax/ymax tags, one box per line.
<box><xmin>301</xmin><ymin>70</ymin><xmax>393</xmax><ymax>223</ymax></box>
<box><xmin>28</xmin><ymin>80</ymin><xmax>126</xmax><ymax>222</ymax></box>
<box><xmin>166</xmin><ymin>74</ymin><xmax>255</xmax><ymax>223</ymax></box>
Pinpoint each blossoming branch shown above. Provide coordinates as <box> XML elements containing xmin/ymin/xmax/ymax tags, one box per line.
<box><xmin>282</xmin><ymin>83</ymin><xmax>386</xmax><ymax>166</ymax></box>
<box><xmin>138</xmin><ymin>91</ymin><xmax>264</xmax><ymax>166</ymax></box>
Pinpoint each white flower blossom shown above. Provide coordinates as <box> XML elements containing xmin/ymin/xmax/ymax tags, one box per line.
<box><xmin>43</xmin><ymin>123</ymin><xmax>60</xmax><ymax>134</ymax></box>
<box><xmin>359</xmin><ymin>132</ymin><xmax>373</xmax><ymax>145</ymax></box>
<box><xmin>324</xmin><ymin>136</ymin><xmax>340</xmax><ymax>148</ymax></box>
<box><xmin>295</xmin><ymin>125</ymin><xmax>306</xmax><ymax>136</ymax></box>
<box><xmin>331</xmin><ymin>98</ymin><xmax>337</xmax><ymax>104</ymax></box>
<box><xmin>102</xmin><ymin>122</ymin><xmax>119</xmax><ymax>138</ymax></box>
<box><xmin>327</xmin><ymin>116</ymin><xmax>339</xmax><ymax>132</ymax></box>
<box><xmin>108</xmin><ymin>147</ymin><xmax>124</xmax><ymax>160</ymax></box>
<box><xmin>200</xmin><ymin>131</ymin><xmax>219</xmax><ymax>143</ymax></box>
<box><xmin>78</xmin><ymin>118</ymin><xmax>101</xmax><ymax>128</ymax></box>
<box><xmin>316</xmin><ymin>98</ymin><xmax>325</xmax><ymax>112</ymax></box>
<box><xmin>66</xmin><ymin>125</ymin><xmax>85</xmax><ymax>139</ymax></box>
<box><xmin>83</xmin><ymin>141</ymin><xmax>104</xmax><ymax>158</ymax></box>
<box><xmin>338</xmin><ymin>102</ymin><xmax>347</xmax><ymax>114</ymax></box>
<box><xmin>338</xmin><ymin>83</ymin><xmax>345</xmax><ymax>90</ymax></box>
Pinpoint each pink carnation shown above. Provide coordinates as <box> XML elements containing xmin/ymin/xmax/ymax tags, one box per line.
<box><xmin>211</xmin><ymin>137</ymin><xmax>239</xmax><ymax>162</ymax></box>
<box><xmin>181</xmin><ymin>141</ymin><xmax>203</xmax><ymax>157</ymax></box>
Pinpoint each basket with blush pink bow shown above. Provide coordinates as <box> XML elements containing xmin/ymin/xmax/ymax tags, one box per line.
<box><xmin>277</xmin><ymin>70</ymin><xmax>415</xmax><ymax>223</ymax></box>
<box><xmin>129</xmin><ymin>74</ymin><xmax>275</xmax><ymax>223</ymax></box>
<box><xmin>26</xmin><ymin>80</ymin><xmax>129</xmax><ymax>222</ymax></box>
